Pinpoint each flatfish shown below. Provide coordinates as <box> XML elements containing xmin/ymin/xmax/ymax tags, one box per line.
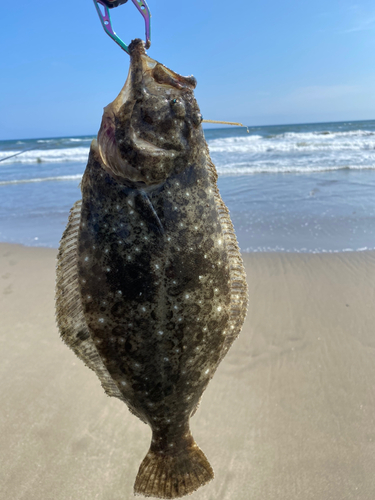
<box><xmin>56</xmin><ymin>39</ymin><xmax>248</xmax><ymax>499</ymax></box>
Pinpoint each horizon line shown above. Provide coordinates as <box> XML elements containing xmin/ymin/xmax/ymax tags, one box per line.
<box><xmin>2</xmin><ymin>117</ymin><xmax>375</xmax><ymax>142</ymax></box>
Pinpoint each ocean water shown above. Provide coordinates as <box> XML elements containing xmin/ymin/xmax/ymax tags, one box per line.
<box><xmin>1</xmin><ymin>120</ymin><xmax>375</xmax><ymax>252</ymax></box>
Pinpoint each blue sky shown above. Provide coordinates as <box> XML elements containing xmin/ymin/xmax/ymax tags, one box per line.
<box><xmin>1</xmin><ymin>0</ymin><xmax>375</xmax><ymax>140</ymax></box>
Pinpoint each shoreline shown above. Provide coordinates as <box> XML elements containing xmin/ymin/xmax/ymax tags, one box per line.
<box><xmin>1</xmin><ymin>243</ymin><xmax>375</xmax><ymax>499</ymax></box>
<box><xmin>2</xmin><ymin>239</ymin><xmax>375</xmax><ymax>255</ymax></box>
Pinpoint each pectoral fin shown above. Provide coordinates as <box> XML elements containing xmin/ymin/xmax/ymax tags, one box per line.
<box><xmin>134</xmin><ymin>190</ymin><xmax>164</xmax><ymax>235</ymax></box>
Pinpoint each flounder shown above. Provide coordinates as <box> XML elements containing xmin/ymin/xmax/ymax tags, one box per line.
<box><xmin>56</xmin><ymin>39</ymin><xmax>248</xmax><ymax>498</ymax></box>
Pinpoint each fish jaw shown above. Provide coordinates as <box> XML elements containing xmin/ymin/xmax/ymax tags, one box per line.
<box><xmin>97</xmin><ymin>39</ymin><xmax>205</xmax><ymax>186</ymax></box>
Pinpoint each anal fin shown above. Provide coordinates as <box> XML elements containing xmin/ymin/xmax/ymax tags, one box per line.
<box><xmin>55</xmin><ymin>200</ymin><xmax>125</xmax><ymax>401</ymax></box>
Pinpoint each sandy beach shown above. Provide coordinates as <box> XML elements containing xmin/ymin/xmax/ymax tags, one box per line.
<box><xmin>1</xmin><ymin>242</ymin><xmax>375</xmax><ymax>500</ymax></box>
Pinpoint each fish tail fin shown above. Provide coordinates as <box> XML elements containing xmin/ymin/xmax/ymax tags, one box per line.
<box><xmin>134</xmin><ymin>438</ymin><xmax>214</xmax><ymax>498</ymax></box>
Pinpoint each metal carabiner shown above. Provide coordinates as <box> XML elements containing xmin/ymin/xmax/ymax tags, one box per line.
<box><xmin>93</xmin><ymin>0</ymin><xmax>151</xmax><ymax>55</ymax></box>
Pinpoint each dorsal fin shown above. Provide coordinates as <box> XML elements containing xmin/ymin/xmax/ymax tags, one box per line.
<box><xmin>55</xmin><ymin>200</ymin><xmax>126</xmax><ymax>401</ymax></box>
<box><xmin>190</xmin><ymin>148</ymin><xmax>248</xmax><ymax>419</ymax></box>
<box><xmin>205</xmin><ymin>149</ymin><xmax>248</xmax><ymax>361</ymax></box>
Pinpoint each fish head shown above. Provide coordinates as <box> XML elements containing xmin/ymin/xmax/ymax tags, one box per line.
<box><xmin>96</xmin><ymin>39</ymin><xmax>205</xmax><ymax>185</ymax></box>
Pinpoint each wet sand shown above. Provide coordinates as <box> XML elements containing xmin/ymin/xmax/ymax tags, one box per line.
<box><xmin>1</xmin><ymin>242</ymin><xmax>375</xmax><ymax>499</ymax></box>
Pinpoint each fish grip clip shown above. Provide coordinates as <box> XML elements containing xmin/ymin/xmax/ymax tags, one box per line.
<box><xmin>93</xmin><ymin>0</ymin><xmax>151</xmax><ymax>54</ymax></box>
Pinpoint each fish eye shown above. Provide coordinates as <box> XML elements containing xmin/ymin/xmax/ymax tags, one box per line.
<box><xmin>192</xmin><ymin>113</ymin><xmax>203</xmax><ymax>127</ymax></box>
<box><xmin>170</xmin><ymin>98</ymin><xmax>186</xmax><ymax>118</ymax></box>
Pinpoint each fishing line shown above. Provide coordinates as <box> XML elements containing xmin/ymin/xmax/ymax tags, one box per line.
<box><xmin>0</xmin><ymin>146</ymin><xmax>40</xmax><ymax>163</ymax></box>
<box><xmin>0</xmin><ymin>119</ymin><xmax>249</xmax><ymax>165</ymax></box>
<box><xmin>0</xmin><ymin>140</ymin><xmax>65</xmax><ymax>163</ymax></box>
<box><xmin>202</xmin><ymin>119</ymin><xmax>249</xmax><ymax>133</ymax></box>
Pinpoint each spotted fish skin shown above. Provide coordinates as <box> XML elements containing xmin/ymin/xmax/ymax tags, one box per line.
<box><xmin>56</xmin><ymin>39</ymin><xmax>248</xmax><ymax>499</ymax></box>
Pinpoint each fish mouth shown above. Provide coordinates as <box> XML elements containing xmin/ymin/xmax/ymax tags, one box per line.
<box><xmin>96</xmin><ymin>39</ymin><xmax>203</xmax><ymax>185</ymax></box>
<box><xmin>128</xmin><ymin>38</ymin><xmax>197</xmax><ymax>92</ymax></box>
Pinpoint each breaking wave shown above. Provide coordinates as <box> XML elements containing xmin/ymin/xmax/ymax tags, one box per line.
<box><xmin>207</xmin><ymin>129</ymin><xmax>375</xmax><ymax>154</ymax></box>
<box><xmin>215</xmin><ymin>163</ymin><xmax>375</xmax><ymax>175</ymax></box>
<box><xmin>0</xmin><ymin>147</ymin><xmax>89</xmax><ymax>164</ymax></box>
<box><xmin>0</xmin><ymin>174</ymin><xmax>83</xmax><ymax>186</ymax></box>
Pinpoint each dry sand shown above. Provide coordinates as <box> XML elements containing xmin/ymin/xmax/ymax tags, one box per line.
<box><xmin>1</xmin><ymin>242</ymin><xmax>375</xmax><ymax>500</ymax></box>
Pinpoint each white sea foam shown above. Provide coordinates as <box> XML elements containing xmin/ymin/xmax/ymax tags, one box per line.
<box><xmin>243</xmin><ymin>246</ymin><xmax>375</xmax><ymax>254</ymax></box>
<box><xmin>279</xmin><ymin>130</ymin><xmax>375</xmax><ymax>139</ymax></box>
<box><xmin>208</xmin><ymin>129</ymin><xmax>375</xmax><ymax>154</ymax></box>
<box><xmin>216</xmin><ymin>163</ymin><xmax>375</xmax><ymax>175</ymax></box>
<box><xmin>0</xmin><ymin>147</ymin><xmax>90</xmax><ymax>164</ymax></box>
<box><xmin>0</xmin><ymin>174</ymin><xmax>83</xmax><ymax>186</ymax></box>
